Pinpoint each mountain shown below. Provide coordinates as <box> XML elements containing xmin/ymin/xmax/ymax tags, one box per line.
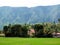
<box><xmin>0</xmin><ymin>5</ymin><xmax>60</xmax><ymax>30</ymax></box>
<box><xmin>29</xmin><ymin>5</ymin><xmax>60</xmax><ymax>23</ymax></box>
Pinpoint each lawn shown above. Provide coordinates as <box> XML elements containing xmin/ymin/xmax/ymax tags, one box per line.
<box><xmin>0</xmin><ymin>37</ymin><xmax>60</xmax><ymax>45</ymax></box>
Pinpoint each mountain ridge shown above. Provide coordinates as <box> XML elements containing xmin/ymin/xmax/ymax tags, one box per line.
<box><xmin>0</xmin><ymin>4</ymin><xmax>60</xmax><ymax>30</ymax></box>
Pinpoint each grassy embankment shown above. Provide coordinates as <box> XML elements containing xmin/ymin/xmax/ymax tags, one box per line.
<box><xmin>0</xmin><ymin>37</ymin><xmax>60</xmax><ymax>45</ymax></box>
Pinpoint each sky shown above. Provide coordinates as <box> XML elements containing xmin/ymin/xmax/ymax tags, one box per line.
<box><xmin>0</xmin><ymin>0</ymin><xmax>60</xmax><ymax>7</ymax></box>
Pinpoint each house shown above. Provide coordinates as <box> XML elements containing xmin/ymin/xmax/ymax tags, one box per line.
<box><xmin>52</xmin><ymin>32</ymin><xmax>60</xmax><ymax>38</ymax></box>
<box><xmin>27</xmin><ymin>28</ymin><xmax>35</xmax><ymax>37</ymax></box>
<box><xmin>0</xmin><ymin>34</ymin><xmax>5</xmax><ymax>37</ymax></box>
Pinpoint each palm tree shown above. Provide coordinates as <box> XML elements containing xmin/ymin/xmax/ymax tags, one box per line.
<box><xmin>58</xmin><ymin>18</ymin><xmax>60</xmax><ymax>23</ymax></box>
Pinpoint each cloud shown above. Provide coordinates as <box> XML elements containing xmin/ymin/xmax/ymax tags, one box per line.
<box><xmin>0</xmin><ymin>0</ymin><xmax>60</xmax><ymax>7</ymax></box>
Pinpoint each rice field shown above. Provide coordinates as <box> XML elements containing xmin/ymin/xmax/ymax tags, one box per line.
<box><xmin>0</xmin><ymin>37</ymin><xmax>60</xmax><ymax>45</ymax></box>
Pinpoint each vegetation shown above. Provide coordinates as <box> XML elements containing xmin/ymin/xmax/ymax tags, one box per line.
<box><xmin>3</xmin><ymin>22</ymin><xmax>60</xmax><ymax>37</ymax></box>
<box><xmin>0</xmin><ymin>37</ymin><xmax>60</xmax><ymax>45</ymax></box>
<box><xmin>2</xmin><ymin>18</ymin><xmax>60</xmax><ymax>37</ymax></box>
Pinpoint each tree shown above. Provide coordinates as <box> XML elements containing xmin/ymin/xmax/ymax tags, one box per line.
<box><xmin>58</xmin><ymin>18</ymin><xmax>60</xmax><ymax>23</ymax></box>
<box><xmin>33</xmin><ymin>24</ymin><xmax>44</xmax><ymax>37</ymax></box>
<box><xmin>3</xmin><ymin>26</ymin><xmax>10</xmax><ymax>37</ymax></box>
<box><xmin>21</xmin><ymin>24</ymin><xmax>28</xmax><ymax>37</ymax></box>
<box><xmin>11</xmin><ymin>24</ymin><xmax>22</xmax><ymax>37</ymax></box>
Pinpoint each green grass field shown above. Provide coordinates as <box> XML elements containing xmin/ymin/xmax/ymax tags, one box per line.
<box><xmin>0</xmin><ymin>37</ymin><xmax>60</xmax><ymax>45</ymax></box>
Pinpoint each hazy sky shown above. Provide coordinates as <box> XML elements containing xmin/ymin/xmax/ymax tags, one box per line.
<box><xmin>0</xmin><ymin>0</ymin><xmax>60</xmax><ymax>7</ymax></box>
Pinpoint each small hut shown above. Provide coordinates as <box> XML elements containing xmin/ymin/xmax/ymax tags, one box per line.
<box><xmin>27</xmin><ymin>28</ymin><xmax>35</xmax><ymax>37</ymax></box>
<box><xmin>52</xmin><ymin>32</ymin><xmax>60</xmax><ymax>38</ymax></box>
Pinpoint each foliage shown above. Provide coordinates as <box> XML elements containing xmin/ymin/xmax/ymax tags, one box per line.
<box><xmin>3</xmin><ymin>22</ymin><xmax>60</xmax><ymax>37</ymax></box>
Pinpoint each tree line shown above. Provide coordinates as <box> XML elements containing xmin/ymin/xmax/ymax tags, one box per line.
<box><xmin>3</xmin><ymin>22</ymin><xmax>60</xmax><ymax>38</ymax></box>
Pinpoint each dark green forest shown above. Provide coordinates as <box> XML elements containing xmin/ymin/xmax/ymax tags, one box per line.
<box><xmin>2</xmin><ymin>19</ymin><xmax>60</xmax><ymax>38</ymax></box>
<box><xmin>0</xmin><ymin>19</ymin><xmax>60</xmax><ymax>37</ymax></box>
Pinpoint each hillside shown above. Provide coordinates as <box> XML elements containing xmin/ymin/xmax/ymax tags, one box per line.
<box><xmin>0</xmin><ymin>5</ymin><xmax>60</xmax><ymax>30</ymax></box>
